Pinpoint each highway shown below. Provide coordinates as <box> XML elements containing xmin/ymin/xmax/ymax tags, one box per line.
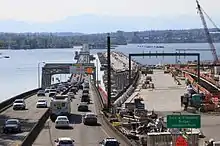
<box><xmin>0</xmin><ymin>94</ymin><xmax>50</xmax><ymax>146</ymax></box>
<box><xmin>33</xmin><ymin>75</ymin><xmax>130</xmax><ymax>146</ymax></box>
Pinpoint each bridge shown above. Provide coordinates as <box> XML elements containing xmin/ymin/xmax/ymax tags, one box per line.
<box><xmin>0</xmin><ymin>45</ymin><xmax>134</xmax><ymax>146</ymax></box>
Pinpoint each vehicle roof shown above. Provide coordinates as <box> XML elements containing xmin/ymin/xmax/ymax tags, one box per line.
<box><xmin>104</xmin><ymin>138</ymin><xmax>118</xmax><ymax>141</ymax></box>
<box><xmin>85</xmin><ymin>112</ymin><xmax>96</xmax><ymax>115</ymax></box>
<box><xmin>38</xmin><ymin>90</ymin><xmax>45</xmax><ymax>92</ymax></box>
<box><xmin>79</xmin><ymin>102</ymin><xmax>88</xmax><ymax>105</ymax></box>
<box><xmin>57</xmin><ymin>116</ymin><xmax>68</xmax><ymax>119</ymax></box>
<box><xmin>49</xmin><ymin>92</ymin><xmax>57</xmax><ymax>94</ymax></box>
<box><xmin>14</xmin><ymin>99</ymin><xmax>24</xmax><ymax>101</ymax></box>
<box><xmin>6</xmin><ymin>119</ymin><xmax>19</xmax><ymax>122</ymax></box>
<box><xmin>38</xmin><ymin>99</ymin><xmax>47</xmax><ymax>101</ymax></box>
<box><xmin>58</xmin><ymin>137</ymin><xmax>72</xmax><ymax>141</ymax></box>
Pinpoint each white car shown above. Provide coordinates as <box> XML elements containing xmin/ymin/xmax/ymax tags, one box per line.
<box><xmin>54</xmin><ymin>137</ymin><xmax>75</xmax><ymax>146</ymax></box>
<box><xmin>99</xmin><ymin>138</ymin><xmax>120</xmax><ymax>146</ymax></box>
<box><xmin>55</xmin><ymin>116</ymin><xmax>70</xmax><ymax>128</ymax></box>
<box><xmin>13</xmin><ymin>99</ymin><xmax>26</xmax><ymax>110</ymax></box>
<box><xmin>36</xmin><ymin>99</ymin><xmax>47</xmax><ymax>108</ymax></box>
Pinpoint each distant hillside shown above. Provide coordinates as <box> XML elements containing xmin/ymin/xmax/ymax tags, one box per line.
<box><xmin>0</xmin><ymin>14</ymin><xmax>219</xmax><ymax>33</ymax></box>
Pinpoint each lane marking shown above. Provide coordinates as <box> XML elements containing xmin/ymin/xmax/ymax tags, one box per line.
<box><xmin>100</xmin><ymin>126</ymin><xmax>110</xmax><ymax>137</ymax></box>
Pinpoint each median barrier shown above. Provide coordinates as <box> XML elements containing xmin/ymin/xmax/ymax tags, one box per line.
<box><xmin>21</xmin><ymin>108</ymin><xmax>50</xmax><ymax>146</ymax></box>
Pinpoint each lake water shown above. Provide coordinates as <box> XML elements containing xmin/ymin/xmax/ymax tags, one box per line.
<box><xmin>0</xmin><ymin>43</ymin><xmax>220</xmax><ymax>102</ymax></box>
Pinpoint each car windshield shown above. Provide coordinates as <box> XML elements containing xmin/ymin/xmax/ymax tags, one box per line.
<box><xmin>58</xmin><ymin>117</ymin><xmax>68</xmax><ymax>121</ymax></box>
<box><xmin>14</xmin><ymin>100</ymin><xmax>23</xmax><ymax>103</ymax></box>
<box><xmin>38</xmin><ymin>100</ymin><xmax>46</xmax><ymax>102</ymax></box>
<box><xmin>59</xmin><ymin>140</ymin><xmax>73</xmax><ymax>144</ymax></box>
<box><xmin>105</xmin><ymin>141</ymin><xmax>119</xmax><ymax>146</ymax></box>
<box><xmin>6</xmin><ymin>120</ymin><xmax>18</xmax><ymax>125</ymax></box>
<box><xmin>50</xmin><ymin>89</ymin><xmax>57</xmax><ymax>92</ymax></box>
<box><xmin>38</xmin><ymin>90</ymin><xmax>44</xmax><ymax>93</ymax></box>
<box><xmin>86</xmin><ymin>114</ymin><xmax>96</xmax><ymax>118</ymax></box>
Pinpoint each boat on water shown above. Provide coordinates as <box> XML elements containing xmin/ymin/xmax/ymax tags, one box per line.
<box><xmin>138</xmin><ymin>45</ymin><xmax>165</xmax><ymax>48</ymax></box>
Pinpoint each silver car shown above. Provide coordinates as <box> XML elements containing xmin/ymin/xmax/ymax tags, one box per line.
<box><xmin>13</xmin><ymin>99</ymin><xmax>26</xmax><ymax>110</ymax></box>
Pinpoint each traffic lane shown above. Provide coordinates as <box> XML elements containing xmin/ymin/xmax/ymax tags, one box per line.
<box><xmin>90</xmin><ymin>84</ymin><xmax>130</xmax><ymax>146</ymax></box>
<box><xmin>0</xmin><ymin>94</ymin><xmax>50</xmax><ymax>146</ymax></box>
<box><xmin>33</xmin><ymin>88</ymin><xmax>109</xmax><ymax>146</ymax></box>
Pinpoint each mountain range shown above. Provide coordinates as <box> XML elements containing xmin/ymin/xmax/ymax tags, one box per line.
<box><xmin>0</xmin><ymin>14</ymin><xmax>219</xmax><ymax>33</ymax></box>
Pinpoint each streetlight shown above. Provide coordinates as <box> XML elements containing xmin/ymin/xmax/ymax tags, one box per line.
<box><xmin>96</xmin><ymin>58</ymin><xmax>99</xmax><ymax>87</ymax></box>
<box><xmin>38</xmin><ymin>62</ymin><xmax>45</xmax><ymax>88</ymax></box>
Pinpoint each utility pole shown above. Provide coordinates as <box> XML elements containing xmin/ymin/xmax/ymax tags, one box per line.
<box><xmin>107</xmin><ymin>33</ymin><xmax>111</xmax><ymax>110</ymax></box>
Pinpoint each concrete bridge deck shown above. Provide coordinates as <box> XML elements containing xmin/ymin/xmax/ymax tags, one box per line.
<box><xmin>125</xmin><ymin>69</ymin><xmax>220</xmax><ymax>143</ymax></box>
<box><xmin>0</xmin><ymin>93</ymin><xmax>50</xmax><ymax>146</ymax></box>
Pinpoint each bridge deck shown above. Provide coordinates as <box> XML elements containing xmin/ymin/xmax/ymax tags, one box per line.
<box><xmin>189</xmin><ymin>74</ymin><xmax>219</xmax><ymax>94</ymax></box>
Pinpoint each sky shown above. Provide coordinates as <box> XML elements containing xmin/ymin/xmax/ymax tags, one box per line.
<box><xmin>0</xmin><ymin>0</ymin><xmax>219</xmax><ymax>23</ymax></box>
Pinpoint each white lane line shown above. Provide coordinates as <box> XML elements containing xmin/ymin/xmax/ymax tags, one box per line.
<box><xmin>100</xmin><ymin>126</ymin><xmax>110</xmax><ymax>137</ymax></box>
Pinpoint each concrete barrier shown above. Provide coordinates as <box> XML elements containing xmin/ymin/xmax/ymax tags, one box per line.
<box><xmin>102</xmin><ymin>114</ymin><xmax>136</xmax><ymax>146</ymax></box>
<box><xmin>92</xmin><ymin>83</ymin><xmax>135</xmax><ymax>146</ymax></box>
<box><xmin>0</xmin><ymin>88</ymin><xmax>41</xmax><ymax>113</ymax></box>
<box><xmin>21</xmin><ymin>109</ymin><xmax>50</xmax><ymax>146</ymax></box>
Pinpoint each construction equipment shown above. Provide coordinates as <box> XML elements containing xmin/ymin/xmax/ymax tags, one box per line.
<box><xmin>196</xmin><ymin>0</ymin><xmax>219</xmax><ymax>63</ymax></box>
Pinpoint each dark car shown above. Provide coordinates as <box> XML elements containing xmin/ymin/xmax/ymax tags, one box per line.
<box><xmin>3</xmin><ymin>119</ymin><xmax>21</xmax><ymax>134</ymax></box>
<box><xmin>37</xmin><ymin>90</ymin><xmax>45</xmax><ymax>96</ymax></box>
<box><xmin>78</xmin><ymin>102</ymin><xmax>89</xmax><ymax>111</ymax></box>
<box><xmin>69</xmin><ymin>87</ymin><xmax>77</xmax><ymax>94</ymax></box>
<box><xmin>49</xmin><ymin>92</ymin><xmax>57</xmax><ymax>97</ymax></box>
<box><xmin>81</xmin><ymin>93</ymin><xmax>90</xmax><ymax>103</ymax></box>
<box><xmin>82</xmin><ymin>89</ymin><xmax>89</xmax><ymax>94</ymax></box>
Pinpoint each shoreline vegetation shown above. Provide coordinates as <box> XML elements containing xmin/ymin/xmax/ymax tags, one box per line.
<box><xmin>0</xmin><ymin>28</ymin><xmax>219</xmax><ymax>49</ymax></box>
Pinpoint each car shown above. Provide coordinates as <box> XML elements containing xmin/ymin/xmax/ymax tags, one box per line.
<box><xmin>37</xmin><ymin>90</ymin><xmax>45</xmax><ymax>96</ymax></box>
<box><xmin>49</xmin><ymin>92</ymin><xmax>57</xmax><ymax>97</ymax></box>
<box><xmin>99</xmin><ymin>138</ymin><xmax>120</xmax><ymax>146</ymax></box>
<box><xmin>45</xmin><ymin>88</ymin><xmax>50</xmax><ymax>93</ymax></box>
<box><xmin>54</xmin><ymin>137</ymin><xmax>75</xmax><ymax>146</ymax></box>
<box><xmin>82</xmin><ymin>89</ymin><xmax>89</xmax><ymax>94</ymax></box>
<box><xmin>55</xmin><ymin>116</ymin><xmax>70</xmax><ymax>128</ymax></box>
<box><xmin>81</xmin><ymin>93</ymin><xmax>90</xmax><ymax>103</ymax></box>
<box><xmin>77</xmin><ymin>102</ymin><xmax>89</xmax><ymax>111</ymax></box>
<box><xmin>83</xmin><ymin>112</ymin><xmax>97</xmax><ymax>125</ymax></box>
<box><xmin>68</xmin><ymin>92</ymin><xmax>75</xmax><ymax>99</ymax></box>
<box><xmin>69</xmin><ymin>87</ymin><xmax>77</xmax><ymax>94</ymax></box>
<box><xmin>2</xmin><ymin>119</ymin><xmax>21</xmax><ymax>133</ymax></box>
<box><xmin>36</xmin><ymin>99</ymin><xmax>47</xmax><ymax>108</ymax></box>
<box><xmin>13</xmin><ymin>99</ymin><xmax>26</xmax><ymax>110</ymax></box>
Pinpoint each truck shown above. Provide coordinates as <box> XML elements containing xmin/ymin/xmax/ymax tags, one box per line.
<box><xmin>50</xmin><ymin>95</ymin><xmax>71</xmax><ymax>121</ymax></box>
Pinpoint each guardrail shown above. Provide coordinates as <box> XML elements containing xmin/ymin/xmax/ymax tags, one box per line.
<box><xmin>0</xmin><ymin>83</ymin><xmax>62</xmax><ymax>113</ymax></box>
<box><xmin>0</xmin><ymin>88</ymin><xmax>41</xmax><ymax>113</ymax></box>
<box><xmin>113</xmin><ymin>72</ymin><xmax>140</xmax><ymax>107</ymax></box>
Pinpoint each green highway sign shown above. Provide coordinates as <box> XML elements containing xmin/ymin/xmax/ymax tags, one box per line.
<box><xmin>167</xmin><ymin>115</ymin><xmax>201</xmax><ymax>128</ymax></box>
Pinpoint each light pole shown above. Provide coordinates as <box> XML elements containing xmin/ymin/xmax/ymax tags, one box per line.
<box><xmin>38</xmin><ymin>62</ymin><xmax>45</xmax><ymax>88</ymax></box>
<box><xmin>96</xmin><ymin>58</ymin><xmax>99</xmax><ymax>87</ymax></box>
